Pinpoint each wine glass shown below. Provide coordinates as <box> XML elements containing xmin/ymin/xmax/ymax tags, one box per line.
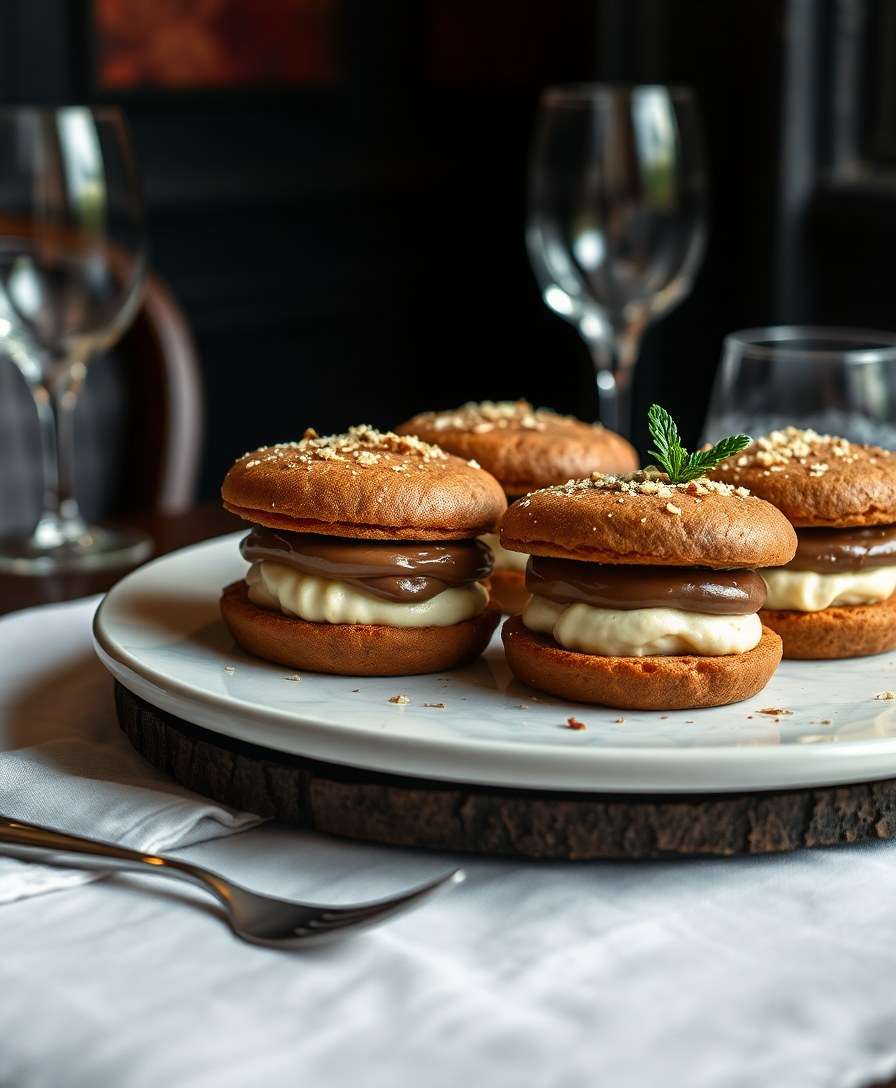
<box><xmin>527</xmin><ymin>84</ymin><xmax>708</xmax><ymax>436</ymax></box>
<box><xmin>0</xmin><ymin>107</ymin><xmax>149</xmax><ymax>573</ymax></box>
<box><xmin>702</xmin><ymin>326</ymin><xmax>896</xmax><ymax>448</ymax></box>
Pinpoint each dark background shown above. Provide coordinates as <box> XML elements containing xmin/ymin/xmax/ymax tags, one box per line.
<box><xmin>1</xmin><ymin>0</ymin><xmax>893</xmax><ymax>502</ymax></box>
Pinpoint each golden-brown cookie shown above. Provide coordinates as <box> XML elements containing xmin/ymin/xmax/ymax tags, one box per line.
<box><xmin>499</xmin><ymin>470</ymin><xmax>797</xmax><ymax>569</ymax></box>
<box><xmin>502</xmin><ymin>616</ymin><xmax>783</xmax><ymax>710</ymax></box>
<box><xmin>712</xmin><ymin>427</ymin><xmax>896</xmax><ymax>527</ymax></box>
<box><xmin>760</xmin><ymin>593</ymin><xmax>896</xmax><ymax>659</ymax></box>
<box><xmin>395</xmin><ymin>401</ymin><xmax>637</xmax><ymax>495</ymax></box>
<box><xmin>222</xmin><ymin>581</ymin><xmax>500</xmax><ymax>675</ymax></box>
<box><xmin>222</xmin><ymin>425</ymin><xmax>507</xmax><ymax>539</ymax></box>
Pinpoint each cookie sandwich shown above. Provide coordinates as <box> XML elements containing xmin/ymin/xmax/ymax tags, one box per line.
<box><xmin>396</xmin><ymin>400</ymin><xmax>638</xmax><ymax>613</ymax></box>
<box><xmin>220</xmin><ymin>425</ymin><xmax>507</xmax><ymax>675</ymax></box>
<box><xmin>500</xmin><ymin>407</ymin><xmax>797</xmax><ymax>709</ymax></box>
<box><xmin>712</xmin><ymin>427</ymin><xmax>896</xmax><ymax>658</ymax></box>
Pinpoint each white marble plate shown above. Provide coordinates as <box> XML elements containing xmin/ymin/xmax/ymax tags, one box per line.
<box><xmin>93</xmin><ymin>532</ymin><xmax>896</xmax><ymax>794</ymax></box>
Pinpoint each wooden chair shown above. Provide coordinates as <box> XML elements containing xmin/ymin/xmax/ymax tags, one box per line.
<box><xmin>0</xmin><ymin>273</ymin><xmax>203</xmax><ymax>534</ymax></box>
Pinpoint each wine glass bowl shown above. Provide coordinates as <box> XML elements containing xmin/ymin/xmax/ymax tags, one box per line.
<box><xmin>0</xmin><ymin>107</ymin><xmax>149</xmax><ymax>573</ymax></box>
<box><xmin>703</xmin><ymin>327</ymin><xmax>896</xmax><ymax>449</ymax></box>
<box><xmin>527</xmin><ymin>84</ymin><xmax>708</xmax><ymax>435</ymax></box>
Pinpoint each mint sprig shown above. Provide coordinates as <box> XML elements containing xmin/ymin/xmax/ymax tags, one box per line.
<box><xmin>647</xmin><ymin>404</ymin><xmax>750</xmax><ymax>484</ymax></box>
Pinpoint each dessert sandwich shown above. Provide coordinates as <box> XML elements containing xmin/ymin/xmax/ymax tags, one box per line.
<box><xmin>396</xmin><ymin>400</ymin><xmax>638</xmax><ymax>613</ymax></box>
<box><xmin>712</xmin><ymin>427</ymin><xmax>896</xmax><ymax>658</ymax></box>
<box><xmin>220</xmin><ymin>425</ymin><xmax>507</xmax><ymax>675</ymax></box>
<box><xmin>499</xmin><ymin>407</ymin><xmax>797</xmax><ymax>710</ymax></box>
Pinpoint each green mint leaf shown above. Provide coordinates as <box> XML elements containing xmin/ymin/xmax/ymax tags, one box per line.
<box><xmin>687</xmin><ymin>434</ymin><xmax>751</xmax><ymax>475</ymax></box>
<box><xmin>647</xmin><ymin>403</ymin><xmax>685</xmax><ymax>479</ymax></box>
<box><xmin>646</xmin><ymin>403</ymin><xmax>751</xmax><ymax>484</ymax></box>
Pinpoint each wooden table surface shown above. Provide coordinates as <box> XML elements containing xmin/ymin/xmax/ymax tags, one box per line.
<box><xmin>0</xmin><ymin>505</ymin><xmax>242</xmax><ymax>617</ymax></box>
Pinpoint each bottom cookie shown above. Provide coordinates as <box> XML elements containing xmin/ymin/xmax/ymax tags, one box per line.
<box><xmin>221</xmin><ymin>580</ymin><xmax>500</xmax><ymax>676</ymax></box>
<box><xmin>761</xmin><ymin>592</ymin><xmax>896</xmax><ymax>659</ymax></box>
<box><xmin>501</xmin><ymin>615</ymin><xmax>783</xmax><ymax>710</ymax></box>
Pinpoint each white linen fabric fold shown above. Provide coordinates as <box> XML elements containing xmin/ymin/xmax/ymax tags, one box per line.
<box><xmin>0</xmin><ymin>596</ymin><xmax>260</xmax><ymax>903</ymax></box>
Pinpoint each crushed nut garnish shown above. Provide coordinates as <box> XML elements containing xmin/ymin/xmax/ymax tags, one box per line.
<box><xmin>565</xmin><ymin>716</ymin><xmax>587</xmax><ymax>731</ymax></box>
<box><xmin>422</xmin><ymin>702</ymin><xmax>446</xmax><ymax>709</ymax></box>
<box><xmin>758</xmin><ymin>707</ymin><xmax>793</xmax><ymax>716</ymax></box>
<box><xmin>236</xmin><ymin>425</ymin><xmax>451</xmax><ymax>472</ymax></box>
<box><xmin>223</xmin><ymin>665</ymin><xmax>235</xmax><ymax>673</ymax></box>
<box><xmin>613</xmin><ymin>717</ymin><xmax>625</xmax><ymax>724</ymax></box>
<box><xmin>388</xmin><ymin>694</ymin><xmax>410</xmax><ymax>705</ymax></box>
<box><xmin>524</xmin><ymin>468</ymin><xmax>751</xmax><ymax>502</ymax></box>
<box><xmin>717</xmin><ymin>426</ymin><xmax>889</xmax><ymax>475</ymax></box>
<box><xmin>283</xmin><ymin>674</ymin><xmax>301</xmax><ymax>682</ymax></box>
<box><xmin>408</xmin><ymin>400</ymin><xmax>582</xmax><ymax>434</ymax></box>
<box><xmin>875</xmin><ymin>691</ymin><xmax>896</xmax><ymax>701</ymax></box>
<box><xmin>665</xmin><ymin>502</ymin><xmax>682</xmax><ymax>515</ymax></box>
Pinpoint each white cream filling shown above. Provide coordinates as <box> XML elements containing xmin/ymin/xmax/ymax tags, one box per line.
<box><xmin>480</xmin><ymin>533</ymin><xmax>528</xmax><ymax>573</ymax></box>
<box><xmin>762</xmin><ymin>564</ymin><xmax>896</xmax><ymax>612</ymax></box>
<box><xmin>523</xmin><ymin>595</ymin><xmax>762</xmax><ymax>657</ymax></box>
<box><xmin>246</xmin><ymin>561</ymin><xmax>487</xmax><ymax>627</ymax></box>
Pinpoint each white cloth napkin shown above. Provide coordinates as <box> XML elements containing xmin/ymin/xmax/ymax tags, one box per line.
<box><xmin>0</xmin><ymin>596</ymin><xmax>260</xmax><ymax>903</ymax></box>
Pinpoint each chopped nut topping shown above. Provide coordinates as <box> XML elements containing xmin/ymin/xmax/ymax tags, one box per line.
<box><xmin>237</xmin><ymin>425</ymin><xmax>452</xmax><ymax>471</ymax></box>
<box><xmin>283</xmin><ymin>674</ymin><xmax>301</xmax><ymax>682</ymax></box>
<box><xmin>407</xmin><ymin>400</ymin><xmax>589</xmax><ymax>434</ymax></box>
<box><xmin>422</xmin><ymin>702</ymin><xmax>446</xmax><ymax>709</ymax></box>
<box><xmin>719</xmin><ymin>426</ymin><xmax>887</xmax><ymax>472</ymax></box>
<box><xmin>524</xmin><ymin>468</ymin><xmax>750</xmax><ymax>503</ymax></box>
<box><xmin>758</xmin><ymin>707</ymin><xmax>793</xmax><ymax>716</ymax></box>
<box><xmin>665</xmin><ymin>502</ymin><xmax>682</xmax><ymax>515</ymax></box>
<box><xmin>875</xmin><ymin>691</ymin><xmax>896</xmax><ymax>701</ymax></box>
<box><xmin>388</xmin><ymin>694</ymin><xmax>410</xmax><ymax>705</ymax></box>
<box><xmin>565</xmin><ymin>716</ymin><xmax>587</xmax><ymax>731</ymax></box>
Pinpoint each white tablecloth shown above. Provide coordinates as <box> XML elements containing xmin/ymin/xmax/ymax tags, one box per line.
<box><xmin>3</xmin><ymin>598</ymin><xmax>896</xmax><ymax>1088</ymax></box>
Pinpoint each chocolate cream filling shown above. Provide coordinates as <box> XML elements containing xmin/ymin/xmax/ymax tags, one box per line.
<box><xmin>526</xmin><ymin>557</ymin><xmax>767</xmax><ymax>615</ymax></box>
<box><xmin>240</xmin><ymin>527</ymin><xmax>492</xmax><ymax>602</ymax></box>
<box><xmin>784</xmin><ymin>525</ymin><xmax>896</xmax><ymax>572</ymax></box>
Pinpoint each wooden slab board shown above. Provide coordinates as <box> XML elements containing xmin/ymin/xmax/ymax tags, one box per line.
<box><xmin>116</xmin><ymin>681</ymin><xmax>896</xmax><ymax>859</ymax></box>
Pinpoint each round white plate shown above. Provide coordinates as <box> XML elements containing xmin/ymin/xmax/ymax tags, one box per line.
<box><xmin>93</xmin><ymin>532</ymin><xmax>896</xmax><ymax>794</ymax></box>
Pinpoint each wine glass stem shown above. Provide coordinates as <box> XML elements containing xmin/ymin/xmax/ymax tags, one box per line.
<box><xmin>29</xmin><ymin>355</ymin><xmax>88</xmax><ymax>546</ymax></box>
<box><xmin>589</xmin><ymin>333</ymin><xmax>637</xmax><ymax>437</ymax></box>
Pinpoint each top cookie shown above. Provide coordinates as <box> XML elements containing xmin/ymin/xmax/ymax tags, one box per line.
<box><xmin>222</xmin><ymin>425</ymin><xmax>507</xmax><ymax>540</ymax></box>
<box><xmin>395</xmin><ymin>400</ymin><xmax>638</xmax><ymax>496</ymax></box>
<box><xmin>711</xmin><ymin>427</ymin><xmax>896</xmax><ymax>527</ymax></box>
<box><xmin>499</xmin><ymin>470</ymin><xmax>797</xmax><ymax>569</ymax></box>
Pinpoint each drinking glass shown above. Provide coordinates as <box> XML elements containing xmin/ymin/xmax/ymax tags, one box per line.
<box><xmin>527</xmin><ymin>84</ymin><xmax>708</xmax><ymax>436</ymax></box>
<box><xmin>0</xmin><ymin>107</ymin><xmax>149</xmax><ymax>573</ymax></box>
<box><xmin>703</xmin><ymin>327</ymin><xmax>896</xmax><ymax>448</ymax></box>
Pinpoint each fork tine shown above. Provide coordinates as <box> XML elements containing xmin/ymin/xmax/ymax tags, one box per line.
<box><xmin>289</xmin><ymin>869</ymin><xmax>465</xmax><ymax>941</ymax></box>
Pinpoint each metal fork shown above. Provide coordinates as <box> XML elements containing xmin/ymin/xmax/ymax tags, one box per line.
<box><xmin>0</xmin><ymin>816</ymin><xmax>464</xmax><ymax>948</ymax></box>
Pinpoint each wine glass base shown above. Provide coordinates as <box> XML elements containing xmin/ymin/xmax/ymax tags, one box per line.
<box><xmin>0</xmin><ymin>526</ymin><xmax>153</xmax><ymax>575</ymax></box>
